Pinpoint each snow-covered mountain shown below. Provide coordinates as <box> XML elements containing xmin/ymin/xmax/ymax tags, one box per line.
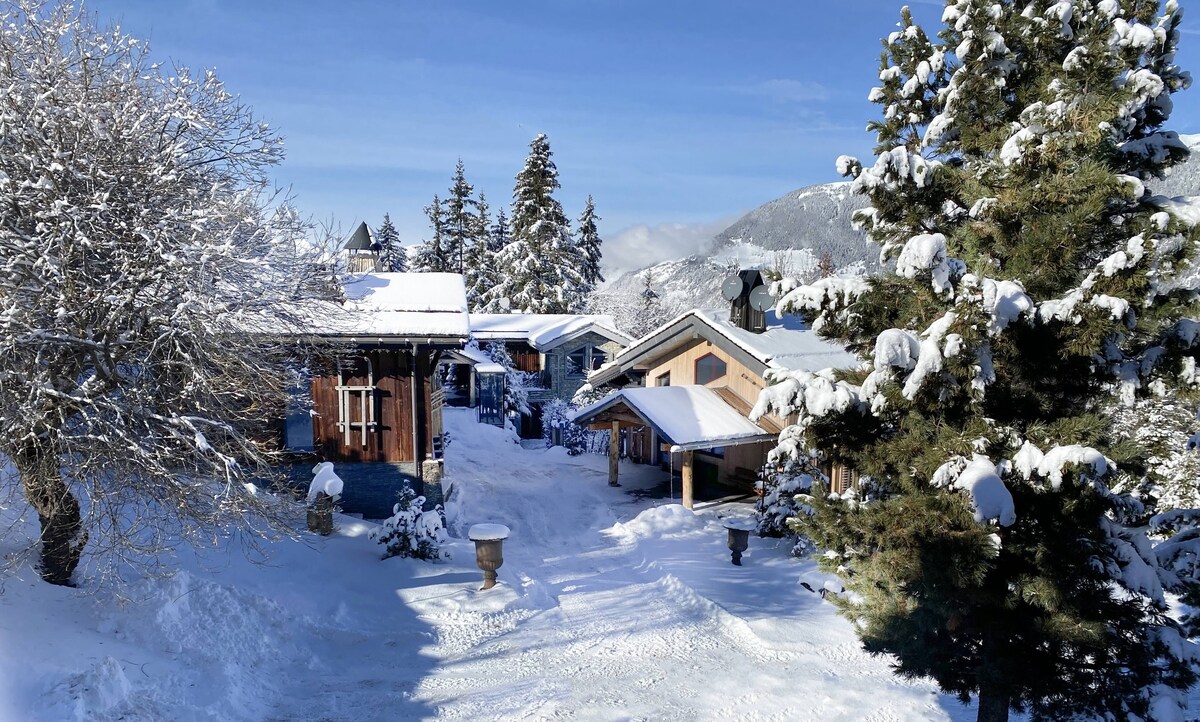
<box><xmin>710</xmin><ymin>181</ymin><xmax>875</xmax><ymax>264</ymax></box>
<box><xmin>1151</xmin><ymin>133</ymin><xmax>1200</xmax><ymax>198</ymax></box>
<box><xmin>609</xmin><ymin>135</ymin><xmax>1200</xmax><ymax>315</ymax></box>
<box><xmin>605</xmin><ymin>181</ymin><xmax>872</xmax><ymax>315</ymax></box>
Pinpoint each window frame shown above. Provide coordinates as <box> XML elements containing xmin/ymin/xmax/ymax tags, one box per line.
<box><xmin>566</xmin><ymin>344</ymin><xmax>607</xmax><ymax>379</ymax></box>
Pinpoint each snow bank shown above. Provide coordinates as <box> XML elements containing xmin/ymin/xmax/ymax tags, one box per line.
<box><xmin>52</xmin><ymin>657</ymin><xmax>132</xmax><ymax>722</ymax></box>
<box><xmin>618</xmin><ymin>504</ymin><xmax>706</xmax><ymax>539</ymax></box>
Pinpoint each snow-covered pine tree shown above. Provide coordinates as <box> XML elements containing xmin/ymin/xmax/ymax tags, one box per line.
<box><xmin>369</xmin><ymin>486</ymin><xmax>446</xmax><ymax>561</ymax></box>
<box><xmin>576</xmin><ymin>195</ymin><xmax>605</xmax><ymax>289</ymax></box>
<box><xmin>756</xmin><ymin>430</ymin><xmax>826</xmax><ymax>558</ymax></box>
<box><xmin>443</xmin><ymin>159</ymin><xmax>480</xmax><ymax>276</ymax></box>
<box><xmin>0</xmin><ymin>1</ymin><xmax>333</xmax><ymax>586</ymax></box>
<box><xmin>1109</xmin><ymin>394</ymin><xmax>1200</xmax><ymax>511</ymax></box>
<box><xmin>464</xmin><ymin>193</ymin><xmax>497</xmax><ymax>311</ymax></box>
<box><xmin>412</xmin><ymin>194</ymin><xmax>450</xmax><ymax>273</ymax></box>
<box><xmin>489</xmin><ymin>206</ymin><xmax>510</xmax><ymax>253</ymax></box>
<box><xmin>376</xmin><ymin>213</ymin><xmax>408</xmax><ymax>273</ymax></box>
<box><xmin>483</xmin><ymin>134</ymin><xmax>586</xmax><ymax>314</ymax></box>
<box><xmin>752</xmin><ymin>3</ymin><xmax>1199</xmax><ymax>720</ymax></box>
<box><xmin>585</xmin><ymin>269</ymin><xmax>670</xmax><ymax>339</ymax></box>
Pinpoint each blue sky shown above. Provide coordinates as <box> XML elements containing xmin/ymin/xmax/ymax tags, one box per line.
<box><xmin>88</xmin><ymin>0</ymin><xmax>1200</xmax><ymax>275</ymax></box>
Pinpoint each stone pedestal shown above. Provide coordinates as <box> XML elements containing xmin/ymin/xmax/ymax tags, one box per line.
<box><xmin>723</xmin><ymin>517</ymin><xmax>756</xmax><ymax>566</ymax></box>
<box><xmin>468</xmin><ymin>523</ymin><xmax>510</xmax><ymax>591</ymax></box>
<box><xmin>307</xmin><ymin>491</ymin><xmax>333</xmax><ymax>536</ymax></box>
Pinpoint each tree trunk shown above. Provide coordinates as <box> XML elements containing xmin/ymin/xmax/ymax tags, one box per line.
<box><xmin>976</xmin><ymin>689</ymin><xmax>1009</xmax><ymax>722</ymax></box>
<box><xmin>16</xmin><ymin>444</ymin><xmax>86</xmax><ymax>586</ymax></box>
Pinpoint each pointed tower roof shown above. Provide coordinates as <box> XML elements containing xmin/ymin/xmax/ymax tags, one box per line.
<box><xmin>343</xmin><ymin>222</ymin><xmax>377</xmax><ymax>251</ymax></box>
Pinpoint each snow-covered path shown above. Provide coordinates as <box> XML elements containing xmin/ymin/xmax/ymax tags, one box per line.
<box><xmin>360</xmin><ymin>411</ymin><xmax>952</xmax><ymax>721</ymax></box>
<box><xmin>0</xmin><ymin>409</ymin><xmax>984</xmax><ymax>721</ymax></box>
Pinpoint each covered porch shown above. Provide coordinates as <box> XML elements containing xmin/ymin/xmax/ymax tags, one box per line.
<box><xmin>571</xmin><ymin>385</ymin><xmax>779</xmax><ymax>509</ymax></box>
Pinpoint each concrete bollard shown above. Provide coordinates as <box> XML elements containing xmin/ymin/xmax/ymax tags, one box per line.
<box><xmin>468</xmin><ymin>523</ymin><xmax>510</xmax><ymax>590</ymax></box>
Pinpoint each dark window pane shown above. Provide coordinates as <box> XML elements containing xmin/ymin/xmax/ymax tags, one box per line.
<box><xmin>695</xmin><ymin>354</ymin><xmax>726</xmax><ymax>385</ymax></box>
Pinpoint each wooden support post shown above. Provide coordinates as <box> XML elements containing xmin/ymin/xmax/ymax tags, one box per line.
<box><xmin>681</xmin><ymin>450</ymin><xmax>694</xmax><ymax>510</ymax></box>
<box><xmin>609</xmin><ymin>420</ymin><xmax>621</xmax><ymax>487</ymax></box>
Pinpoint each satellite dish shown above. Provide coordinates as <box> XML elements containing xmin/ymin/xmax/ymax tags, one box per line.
<box><xmin>720</xmin><ymin>275</ymin><xmax>746</xmax><ymax>301</ymax></box>
<box><xmin>749</xmin><ymin>285</ymin><xmax>775</xmax><ymax>312</ymax></box>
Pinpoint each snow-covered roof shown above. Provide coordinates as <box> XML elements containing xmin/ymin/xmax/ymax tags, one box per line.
<box><xmin>589</xmin><ymin>308</ymin><xmax>859</xmax><ymax>387</ymax></box>
<box><xmin>303</xmin><ymin>272</ymin><xmax>471</xmax><ymax>341</ymax></box>
<box><xmin>470</xmin><ymin>313</ymin><xmax>634</xmax><ymax>351</ymax></box>
<box><xmin>446</xmin><ymin>345</ymin><xmax>506</xmax><ymax>374</ymax></box>
<box><xmin>571</xmin><ymin>385</ymin><xmax>776</xmax><ymax>450</ymax></box>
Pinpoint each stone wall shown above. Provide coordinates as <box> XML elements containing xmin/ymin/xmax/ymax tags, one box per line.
<box><xmin>545</xmin><ymin>332</ymin><xmax>626</xmax><ymax>401</ymax></box>
<box><xmin>288</xmin><ymin>461</ymin><xmax>444</xmax><ymax>520</ymax></box>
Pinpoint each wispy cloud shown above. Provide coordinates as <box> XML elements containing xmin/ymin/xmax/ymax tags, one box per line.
<box><xmin>603</xmin><ymin>216</ymin><xmax>740</xmax><ymax>280</ymax></box>
<box><xmin>736</xmin><ymin>78</ymin><xmax>830</xmax><ymax>104</ymax></box>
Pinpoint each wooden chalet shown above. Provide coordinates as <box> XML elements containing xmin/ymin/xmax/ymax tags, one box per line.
<box><xmin>285</xmin><ymin>272</ymin><xmax>470</xmax><ymax>517</ymax></box>
<box><xmin>574</xmin><ymin>270</ymin><xmax>860</xmax><ymax>508</ymax></box>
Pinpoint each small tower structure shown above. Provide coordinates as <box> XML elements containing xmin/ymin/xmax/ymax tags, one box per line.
<box><xmin>344</xmin><ymin>222</ymin><xmax>381</xmax><ymax>273</ymax></box>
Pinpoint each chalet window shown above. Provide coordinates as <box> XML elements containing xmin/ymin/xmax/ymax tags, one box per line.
<box><xmin>567</xmin><ymin>345</ymin><xmax>607</xmax><ymax>378</ymax></box>
<box><xmin>336</xmin><ymin>356</ymin><xmax>376</xmax><ymax>448</ymax></box>
<box><xmin>826</xmin><ymin>464</ymin><xmax>860</xmax><ymax>495</ymax></box>
<box><xmin>694</xmin><ymin>353</ymin><xmax>726</xmax><ymax>385</ymax></box>
<box><xmin>655</xmin><ymin>372</ymin><xmax>670</xmax><ymax>387</ymax></box>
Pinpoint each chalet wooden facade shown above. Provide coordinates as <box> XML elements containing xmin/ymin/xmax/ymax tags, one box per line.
<box><xmin>309</xmin><ymin>348</ymin><xmax>444</xmax><ymax>465</ymax></box>
<box><xmin>576</xmin><ymin>271</ymin><xmax>859</xmax><ymax>508</ymax></box>
<box><xmin>287</xmin><ymin>271</ymin><xmax>470</xmax><ymax>517</ymax></box>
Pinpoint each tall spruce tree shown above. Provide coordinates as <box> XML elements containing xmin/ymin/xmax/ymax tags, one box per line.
<box><xmin>412</xmin><ymin>194</ymin><xmax>450</xmax><ymax>273</ymax></box>
<box><xmin>576</xmin><ymin>195</ymin><xmax>604</xmax><ymax>290</ymax></box>
<box><xmin>376</xmin><ymin>212</ymin><xmax>407</xmax><ymax>273</ymax></box>
<box><xmin>484</xmin><ymin>134</ymin><xmax>585</xmax><ymax>313</ymax></box>
<box><xmin>464</xmin><ymin>193</ymin><xmax>496</xmax><ymax>310</ymax></box>
<box><xmin>753</xmin><ymin>3</ymin><xmax>1200</xmax><ymax>720</ymax></box>
<box><xmin>444</xmin><ymin>159</ymin><xmax>480</xmax><ymax>275</ymax></box>
<box><xmin>489</xmin><ymin>207</ymin><xmax>510</xmax><ymax>253</ymax></box>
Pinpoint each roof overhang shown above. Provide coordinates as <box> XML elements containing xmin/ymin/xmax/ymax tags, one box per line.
<box><xmin>588</xmin><ymin>311</ymin><xmax>767</xmax><ymax>388</ymax></box>
<box><xmin>302</xmin><ymin>334</ymin><xmax>468</xmax><ymax>349</ymax></box>
<box><xmin>571</xmin><ymin>385</ymin><xmax>778</xmax><ymax>451</ymax></box>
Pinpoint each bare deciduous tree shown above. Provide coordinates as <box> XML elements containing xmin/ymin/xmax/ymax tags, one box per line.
<box><xmin>0</xmin><ymin>1</ymin><xmax>335</xmax><ymax>585</ymax></box>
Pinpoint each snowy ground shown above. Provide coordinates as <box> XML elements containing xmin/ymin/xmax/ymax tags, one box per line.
<box><xmin>0</xmin><ymin>408</ymin><xmax>1002</xmax><ymax>721</ymax></box>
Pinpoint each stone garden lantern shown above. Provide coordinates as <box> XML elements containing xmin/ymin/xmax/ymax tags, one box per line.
<box><xmin>468</xmin><ymin>523</ymin><xmax>510</xmax><ymax>590</ymax></box>
<box><xmin>722</xmin><ymin>517</ymin><xmax>756</xmax><ymax>566</ymax></box>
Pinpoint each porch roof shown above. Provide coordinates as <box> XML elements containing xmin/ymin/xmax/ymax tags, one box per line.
<box><xmin>571</xmin><ymin>385</ymin><xmax>778</xmax><ymax>452</ymax></box>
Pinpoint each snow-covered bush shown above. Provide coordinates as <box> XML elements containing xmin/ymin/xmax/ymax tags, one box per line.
<box><xmin>369</xmin><ymin>486</ymin><xmax>447</xmax><ymax>561</ymax></box>
<box><xmin>541</xmin><ymin>398</ymin><xmax>588</xmax><ymax>454</ymax></box>
<box><xmin>756</xmin><ymin>451</ymin><xmax>825</xmax><ymax>557</ymax></box>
